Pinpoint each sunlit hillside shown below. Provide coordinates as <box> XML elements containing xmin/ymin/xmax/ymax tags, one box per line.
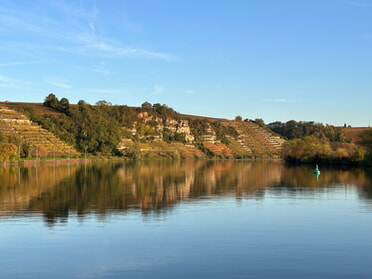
<box><xmin>0</xmin><ymin>100</ymin><xmax>285</xmax><ymax>160</ymax></box>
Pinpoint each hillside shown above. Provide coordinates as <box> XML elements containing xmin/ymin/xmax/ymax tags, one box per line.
<box><xmin>0</xmin><ymin>105</ymin><xmax>80</xmax><ymax>158</ymax></box>
<box><xmin>1</xmin><ymin>101</ymin><xmax>285</xmax><ymax>160</ymax></box>
<box><xmin>342</xmin><ymin>127</ymin><xmax>368</xmax><ymax>143</ymax></box>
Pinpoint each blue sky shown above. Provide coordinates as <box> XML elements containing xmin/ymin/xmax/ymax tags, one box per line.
<box><xmin>0</xmin><ymin>0</ymin><xmax>371</xmax><ymax>126</ymax></box>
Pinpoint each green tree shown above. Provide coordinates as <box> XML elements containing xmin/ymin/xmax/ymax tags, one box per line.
<box><xmin>59</xmin><ymin>97</ymin><xmax>70</xmax><ymax>113</ymax></box>
<box><xmin>141</xmin><ymin>102</ymin><xmax>152</xmax><ymax>110</ymax></box>
<box><xmin>43</xmin><ymin>93</ymin><xmax>59</xmax><ymax>109</ymax></box>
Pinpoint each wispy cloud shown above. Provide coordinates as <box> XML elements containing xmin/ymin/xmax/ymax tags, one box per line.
<box><xmin>0</xmin><ymin>74</ymin><xmax>17</xmax><ymax>88</ymax></box>
<box><xmin>265</xmin><ymin>98</ymin><xmax>293</xmax><ymax>103</ymax></box>
<box><xmin>184</xmin><ymin>89</ymin><xmax>196</xmax><ymax>94</ymax></box>
<box><xmin>149</xmin><ymin>85</ymin><xmax>164</xmax><ymax>96</ymax></box>
<box><xmin>82</xmin><ymin>40</ymin><xmax>174</xmax><ymax>60</ymax></box>
<box><xmin>51</xmin><ymin>0</ymin><xmax>99</xmax><ymax>22</ymax></box>
<box><xmin>0</xmin><ymin>60</ymin><xmax>41</xmax><ymax>67</ymax></box>
<box><xmin>46</xmin><ymin>77</ymin><xmax>71</xmax><ymax>89</ymax></box>
<box><xmin>91</xmin><ymin>67</ymin><xmax>111</xmax><ymax>76</ymax></box>
<box><xmin>0</xmin><ymin>12</ymin><xmax>45</xmax><ymax>35</ymax></box>
<box><xmin>0</xmin><ymin>74</ymin><xmax>30</xmax><ymax>89</ymax></box>
<box><xmin>0</xmin><ymin>3</ymin><xmax>173</xmax><ymax>61</ymax></box>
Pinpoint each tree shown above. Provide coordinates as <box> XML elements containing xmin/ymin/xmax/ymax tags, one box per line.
<box><xmin>152</xmin><ymin>103</ymin><xmax>165</xmax><ymax>114</ymax></box>
<box><xmin>234</xmin><ymin>115</ymin><xmax>242</xmax><ymax>122</ymax></box>
<box><xmin>282</xmin><ymin>136</ymin><xmax>332</xmax><ymax>163</ymax></box>
<box><xmin>0</xmin><ymin>143</ymin><xmax>18</xmax><ymax>161</ymax></box>
<box><xmin>358</xmin><ymin>128</ymin><xmax>372</xmax><ymax>163</ymax></box>
<box><xmin>59</xmin><ymin>97</ymin><xmax>70</xmax><ymax>113</ymax></box>
<box><xmin>254</xmin><ymin>118</ymin><xmax>265</xmax><ymax>127</ymax></box>
<box><xmin>43</xmin><ymin>93</ymin><xmax>59</xmax><ymax>109</ymax></box>
<box><xmin>78</xmin><ymin>100</ymin><xmax>88</xmax><ymax>106</ymax></box>
<box><xmin>141</xmin><ymin>102</ymin><xmax>152</xmax><ymax>110</ymax></box>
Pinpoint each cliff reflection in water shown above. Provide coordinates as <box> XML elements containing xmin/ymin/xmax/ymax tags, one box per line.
<box><xmin>1</xmin><ymin>161</ymin><xmax>372</xmax><ymax>225</ymax></box>
<box><xmin>27</xmin><ymin>160</ymin><xmax>281</xmax><ymax>224</ymax></box>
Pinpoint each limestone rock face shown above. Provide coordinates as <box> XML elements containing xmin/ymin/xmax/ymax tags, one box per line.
<box><xmin>163</xmin><ymin>118</ymin><xmax>195</xmax><ymax>143</ymax></box>
<box><xmin>199</xmin><ymin>123</ymin><xmax>217</xmax><ymax>143</ymax></box>
<box><xmin>135</xmin><ymin>112</ymin><xmax>195</xmax><ymax>143</ymax></box>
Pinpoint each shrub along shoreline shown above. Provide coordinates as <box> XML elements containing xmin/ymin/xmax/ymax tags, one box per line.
<box><xmin>282</xmin><ymin>134</ymin><xmax>372</xmax><ymax>167</ymax></box>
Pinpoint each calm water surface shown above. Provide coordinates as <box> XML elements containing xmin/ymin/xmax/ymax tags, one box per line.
<box><xmin>1</xmin><ymin>160</ymin><xmax>372</xmax><ymax>279</ymax></box>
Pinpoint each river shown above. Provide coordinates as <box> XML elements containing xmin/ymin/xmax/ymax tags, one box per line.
<box><xmin>1</xmin><ymin>160</ymin><xmax>372</xmax><ymax>278</ymax></box>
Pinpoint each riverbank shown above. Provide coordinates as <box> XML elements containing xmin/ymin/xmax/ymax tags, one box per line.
<box><xmin>1</xmin><ymin>158</ymin><xmax>92</xmax><ymax>168</ymax></box>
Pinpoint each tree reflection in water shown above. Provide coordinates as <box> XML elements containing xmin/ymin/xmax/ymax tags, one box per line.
<box><xmin>0</xmin><ymin>160</ymin><xmax>371</xmax><ymax>225</ymax></box>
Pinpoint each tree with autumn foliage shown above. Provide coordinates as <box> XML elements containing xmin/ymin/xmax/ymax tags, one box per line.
<box><xmin>282</xmin><ymin>136</ymin><xmax>332</xmax><ymax>163</ymax></box>
<box><xmin>358</xmin><ymin>128</ymin><xmax>372</xmax><ymax>163</ymax></box>
<box><xmin>283</xmin><ymin>135</ymin><xmax>366</xmax><ymax>165</ymax></box>
<box><xmin>0</xmin><ymin>132</ymin><xmax>20</xmax><ymax>161</ymax></box>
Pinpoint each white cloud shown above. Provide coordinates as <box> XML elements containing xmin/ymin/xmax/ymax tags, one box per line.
<box><xmin>0</xmin><ymin>3</ymin><xmax>174</xmax><ymax>61</ymax></box>
<box><xmin>0</xmin><ymin>60</ymin><xmax>41</xmax><ymax>66</ymax></box>
<box><xmin>0</xmin><ymin>12</ymin><xmax>44</xmax><ymax>35</ymax></box>
<box><xmin>81</xmin><ymin>39</ymin><xmax>174</xmax><ymax>60</ymax></box>
<box><xmin>149</xmin><ymin>85</ymin><xmax>164</xmax><ymax>96</ymax></box>
<box><xmin>0</xmin><ymin>74</ymin><xmax>14</xmax><ymax>87</ymax></box>
<box><xmin>0</xmin><ymin>74</ymin><xmax>22</xmax><ymax>88</ymax></box>
<box><xmin>46</xmin><ymin>77</ymin><xmax>71</xmax><ymax>89</ymax></box>
<box><xmin>91</xmin><ymin>68</ymin><xmax>111</xmax><ymax>76</ymax></box>
<box><xmin>265</xmin><ymin>98</ymin><xmax>292</xmax><ymax>103</ymax></box>
<box><xmin>0</xmin><ymin>74</ymin><xmax>35</xmax><ymax>92</ymax></box>
<box><xmin>184</xmin><ymin>89</ymin><xmax>196</xmax><ymax>94</ymax></box>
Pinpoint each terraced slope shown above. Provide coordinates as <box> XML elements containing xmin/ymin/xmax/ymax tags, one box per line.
<box><xmin>202</xmin><ymin>142</ymin><xmax>235</xmax><ymax>158</ymax></box>
<box><xmin>225</xmin><ymin>120</ymin><xmax>285</xmax><ymax>158</ymax></box>
<box><xmin>0</xmin><ymin>106</ymin><xmax>80</xmax><ymax>158</ymax></box>
<box><xmin>171</xmin><ymin>142</ymin><xmax>207</xmax><ymax>159</ymax></box>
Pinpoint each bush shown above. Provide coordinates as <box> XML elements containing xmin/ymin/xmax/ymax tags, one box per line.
<box><xmin>0</xmin><ymin>143</ymin><xmax>18</xmax><ymax>161</ymax></box>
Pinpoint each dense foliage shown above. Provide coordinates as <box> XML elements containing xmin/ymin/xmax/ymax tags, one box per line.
<box><xmin>358</xmin><ymin>129</ymin><xmax>372</xmax><ymax>162</ymax></box>
<box><xmin>268</xmin><ymin>120</ymin><xmax>348</xmax><ymax>142</ymax></box>
<box><xmin>282</xmin><ymin>134</ymin><xmax>371</xmax><ymax>165</ymax></box>
<box><xmin>25</xmin><ymin>96</ymin><xmax>185</xmax><ymax>156</ymax></box>
<box><xmin>0</xmin><ymin>132</ymin><xmax>19</xmax><ymax>161</ymax></box>
<box><xmin>270</xmin><ymin>121</ymin><xmax>371</xmax><ymax>166</ymax></box>
<box><xmin>31</xmin><ymin>94</ymin><xmax>138</xmax><ymax>155</ymax></box>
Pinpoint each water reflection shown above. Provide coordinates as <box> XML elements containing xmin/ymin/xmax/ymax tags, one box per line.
<box><xmin>1</xmin><ymin>161</ymin><xmax>372</xmax><ymax>225</ymax></box>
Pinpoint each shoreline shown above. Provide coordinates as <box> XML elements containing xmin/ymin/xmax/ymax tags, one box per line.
<box><xmin>0</xmin><ymin>157</ymin><xmax>284</xmax><ymax>168</ymax></box>
<box><xmin>1</xmin><ymin>158</ymin><xmax>92</xmax><ymax>168</ymax></box>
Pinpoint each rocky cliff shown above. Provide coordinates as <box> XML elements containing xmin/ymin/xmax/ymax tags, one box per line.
<box><xmin>117</xmin><ymin>111</ymin><xmax>285</xmax><ymax>159</ymax></box>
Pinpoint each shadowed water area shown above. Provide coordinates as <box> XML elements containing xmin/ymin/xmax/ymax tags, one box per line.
<box><xmin>1</xmin><ymin>160</ymin><xmax>372</xmax><ymax>278</ymax></box>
